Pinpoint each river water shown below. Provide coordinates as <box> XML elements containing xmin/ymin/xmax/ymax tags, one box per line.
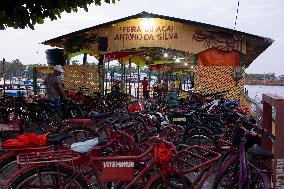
<box><xmin>244</xmin><ymin>85</ymin><xmax>284</xmax><ymax>102</ymax></box>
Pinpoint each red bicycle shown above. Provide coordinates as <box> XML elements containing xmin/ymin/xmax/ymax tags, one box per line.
<box><xmin>4</xmin><ymin>134</ymin><xmax>220</xmax><ymax>189</ymax></box>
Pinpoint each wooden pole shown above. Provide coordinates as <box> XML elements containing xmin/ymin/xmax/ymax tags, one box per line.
<box><xmin>32</xmin><ymin>67</ymin><xmax>37</xmax><ymax>95</ymax></box>
<box><xmin>106</xmin><ymin>58</ymin><xmax>109</xmax><ymax>93</ymax></box>
<box><xmin>128</xmin><ymin>57</ymin><xmax>131</xmax><ymax>97</ymax></box>
<box><xmin>2</xmin><ymin>58</ymin><xmax>5</xmax><ymax>95</ymax></box>
<box><xmin>83</xmin><ymin>53</ymin><xmax>87</xmax><ymax>65</ymax></box>
<box><xmin>98</xmin><ymin>54</ymin><xmax>104</xmax><ymax>95</ymax></box>
<box><xmin>137</xmin><ymin>64</ymin><xmax>140</xmax><ymax>99</ymax></box>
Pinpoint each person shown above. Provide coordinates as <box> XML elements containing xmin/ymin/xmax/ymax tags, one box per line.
<box><xmin>44</xmin><ymin>65</ymin><xmax>67</xmax><ymax>114</ymax></box>
<box><xmin>112</xmin><ymin>80</ymin><xmax>121</xmax><ymax>92</ymax></box>
<box><xmin>169</xmin><ymin>79</ymin><xmax>174</xmax><ymax>91</ymax></box>
<box><xmin>141</xmin><ymin>77</ymin><xmax>149</xmax><ymax>98</ymax></box>
<box><xmin>174</xmin><ymin>78</ymin><xmax>181</xmax><ymax>95</ymax></box>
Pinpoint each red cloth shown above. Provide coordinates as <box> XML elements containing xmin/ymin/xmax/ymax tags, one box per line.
<box><xmin>2</xmin><ymin>133</ymin><xmax>48</xmax><ymax>148</ymax></box>
<box><xmin>198</xmin><ymin>47</ymin><xmax>240</xmax><ymax>66</ymax></box>
<box><xmin>238</xmin><ymin>106</ymin><xmax>249</xmax><ymax>111</ymax></box>
<box><xmin>141</xmin><ymin>80</ymin><xmax>148</xmax><ymax>91</ymax></box>
<box><xmin>128</xmin><ymin>103</ymin><xmax>142</xmax><ymax>112</ymax></box>
<box><xmin>154</xmin><ymin>143</ymin><xmax>173</xmax><ymax>175</ymax></box>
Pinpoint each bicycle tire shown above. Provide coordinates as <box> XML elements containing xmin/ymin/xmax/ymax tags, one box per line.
<box><xmin>6</xmin><ymin>165</ymin><xmax>89</xmax><ymax>189</ymax></box>
<box><xmin>0</xmin><ymin>153</ymin><xmax>17</xmax><ymax>188</ymax></box>
<box><xmin>149</xmin><ymin>173</ymin><xmax>192</xmax><ymax>189</ymax></box>
<box><xmin>250</xmin><ymin>172</ymin><xmax>271</xmax><ymax>189</ymax></box>
<box><xmin>183</xmin><ymin>133</ymin><xmax>217</xmax><ymax>151</ymax></box>
<box><xmin>212</xmin><ymin>154</ymin><xmax>239</xmax><ymax>189</ymax></box>
<box><xmin>37</xmin><ymin>105</ymin><xmax>61</xmax><ymax>133</ymax></box>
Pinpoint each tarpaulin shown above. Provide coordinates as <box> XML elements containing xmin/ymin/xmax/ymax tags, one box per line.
<box><xmin>198</xmin><ymin>48</ymin><xmax>240</xmax><ymax>66</ymax></box>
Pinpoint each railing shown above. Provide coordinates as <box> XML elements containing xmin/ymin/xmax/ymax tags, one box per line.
<box><xmin>262</xmin><ymin>93</ymin><xmax>284</xmax><ymax>189</ymax></box>
<box><xmin>0</xmin><ymin>84</ymin><xmax>34</xmax><ymax>96</ymax></box>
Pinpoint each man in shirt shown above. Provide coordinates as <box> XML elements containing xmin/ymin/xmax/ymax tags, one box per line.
<box><xmin>174</xmin><ymin>78</ymin><xmax>181</xmax><ymax>95</ymax></box>
<box><xmin>44</xmin><ymin>65</ymin><xmax>67</xmax><ymax>114</ymax></box>
<box><xmin>141</xmin><ymin>77</ymin><xmax>149</xmax><ymax>98</ymax></box>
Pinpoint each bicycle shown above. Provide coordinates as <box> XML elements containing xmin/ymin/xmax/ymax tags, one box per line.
<box><xmin>4</xmin><ymin>135</ymin><xmax>220</xmax><ymax>189</ymax></box>
<box><xmin>0</xmin><ymin>132</ymin><xmax>75</xmax><ymax>188</ymax></box>
<box><xmin>212</xmin><ymin>120</ymin><xmax>274</xmax><ymax>189</ymax></box>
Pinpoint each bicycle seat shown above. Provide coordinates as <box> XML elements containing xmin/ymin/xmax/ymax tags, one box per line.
<box><xmin>88</xmin><ymin>112</ymin><xmax>111</xmax><ymax>119</ymax></box>
<box><xmin>247</xmin><ymin>144</ymin><xmax>274</xmax><ymax>159</ymax></box>
<box><xmin>63</xmin><ymin>118</ymin><xmax>94</xmax><ymax>125</ymax></box>
<box><xmin>46</xmin><ymin>133</ymin><xmax>73</xmax><ymax>145</ymax></box>
<box><xmin>203</xmin><ymin>113</ymin><xmax>220</xmax><ymax>120</ymax></box>
<box><xmin>71</xmin><ymin>138</ymin><xmax>99</xmax><ymax>153</ymax></box>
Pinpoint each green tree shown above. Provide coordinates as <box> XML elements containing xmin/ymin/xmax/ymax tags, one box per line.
<box><xmin>0</xmin><ymin>59</ymin><xmax>25</xmax><ymax>79</ymax></box>
<box><xmin>25</xmin><ymin>64</ymin><xmax>46</xmax><ymax>79</ymax></box>
<box><xmin>0</xmin><ymin>0</ymin><xmax>119</xmax><ymax>29</ymax></box>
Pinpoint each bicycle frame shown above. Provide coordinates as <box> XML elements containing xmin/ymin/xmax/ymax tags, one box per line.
<box><xmin>7</xmin><ymin>143</ymin><xmax>160</xmax><ymax>189</ymax></box>
<box><xmin>69</xmin><ymin>146</ymin><xmax>155</xmax><ymax>189</ymax></box>
<box><xmin>215</xmin><ymin>138</ymin><xmax>271</xmax><ymax>189</ymax></box>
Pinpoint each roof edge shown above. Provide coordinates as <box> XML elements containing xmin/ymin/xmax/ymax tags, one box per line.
<box><xmin>42</xmin><ymin>11</ymin><xmax>273</xmax><ymax>45</ymax></box>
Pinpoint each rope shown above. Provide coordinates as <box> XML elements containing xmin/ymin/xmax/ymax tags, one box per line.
<box><xmin>234</xmin><ymin>0</ymin><xmax>240</xmax><ymax>30</ymax></box>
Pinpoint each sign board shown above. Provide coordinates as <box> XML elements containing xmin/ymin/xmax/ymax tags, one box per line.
<box><xmin>93</xmin><ymin>18</ymin><xmax>246</xmax><ymax>54</ymax></box>
<box><xmin>101</xmin><ymin>161</ymin><xmax>134</xmax><ymax>182</ymax></box>
<box><xmin>173</xmin><ymin>117</ymin><xmax>187</xmax><ymax>122</ymax></box>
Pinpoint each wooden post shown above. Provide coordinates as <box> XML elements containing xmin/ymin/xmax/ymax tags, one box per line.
<box><xmin>137</xmin><ymin>64</ymin><xmax>140</xmax><ymax>99</ymax></box>
<box><xmin>119</xmin><ymin>58</ymin><xmax>123</xmax><ymax>91</ymax></box>
<box><xmin>106</xmin><ymin>58</ymin><xmax>109</xmax><ymax>94</ymax></box>
<box><xmin>98</xmin><ymin>54</ymin><xmax>104</xmax><ymax>95</ymax></box>
<box><xmin>32</xmin><ymin>67</ymin><xmax>37</xmax><ymax>95</ymax></box>
<box><xmin>83</xmin><ymin>53</ymin><xmax>87</xmax><ymax>65</ymax></box>
<box><xmin>128</xmin><ymin>57</ymin><xmax>131</xmax><ymax>97</ymax></box>
<box><xmin>262</xmin><ymin>93</ymin><xmax>284</xmax><ymax>189</ymax></box>
<box><xmin>2</xmin><ymin>58</ymin><xmax>5</xmax><ymax>95</ymax></box>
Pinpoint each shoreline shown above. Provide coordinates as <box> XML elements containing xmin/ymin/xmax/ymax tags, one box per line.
<box><xmin>245</xmin><ymin>83</ymin><xmax>284</xmax><ymax>86</ymax></box>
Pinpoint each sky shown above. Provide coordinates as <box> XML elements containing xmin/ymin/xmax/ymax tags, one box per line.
<box><xmin>0</xmin><ymin>0</ymin><xmax>283</xmax><ymax>76</ymax></box>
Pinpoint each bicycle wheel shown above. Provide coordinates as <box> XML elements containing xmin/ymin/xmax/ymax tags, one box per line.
<box><xmin>0</xmin><ymin>153</ymin><xmax>18</xmax><ymax>188</ymax></box>
<box><xmin>250</xmin><ymin>172</ymin><xmax>271</xmax><ymax>189</ymax></box>
<box><xmin>37</xmin><ymin>106</ymin><xmax>61</xmax><ymax>133</ymax></box>
<box><xmin>184</xmin><ymin>133</ymin><xmax>217</xmax><ymax>151</ymax></box>
<box><xmin>212</xmin><ymin>155</ymin><xmax>239</xmax><ymax>189</ymax></box>
<box><xmin>6</xmin><ymin>165</ymin><xmax>89</xmax><ymax>189</ymax></box>
<box><xmin>149</xmin><ymin>174</ymin><xmax>192</xmax><ymax>189</ymax></box>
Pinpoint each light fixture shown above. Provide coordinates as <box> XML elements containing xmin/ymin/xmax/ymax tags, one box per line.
<box><xmin>184</xmin><ymin>63</ymin><xmax>188</xmax><ymax>66</ymax></box>
<box><xmin>141</xmin><ymin>18</ymin><xmax>155</xmax><ymax>31</ymax></box>
<box><xmin>175</xmin><ymin>58</ymin><xmax>181</xmax><ymax>63</ymax></box>
<box><xmin>190</xmin><ymin>66</ymin><xmax>194</xmax><ymax>69</ymax></box>
<box><xmin>163</xmin><ymin>52</ymin><xmax>168</xmax><ymax>58</ymax></box>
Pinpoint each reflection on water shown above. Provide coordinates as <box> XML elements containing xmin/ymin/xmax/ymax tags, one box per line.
<box><xmin>244</xmin><ymin>85</ymin><xmax>284</xmax><ymax>102</ymax></box>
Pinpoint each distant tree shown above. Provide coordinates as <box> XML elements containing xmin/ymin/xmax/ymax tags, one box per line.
<box><xmin>0</xmin><ymin>59</ymin><xmax>25</xmax><ymax>79</ymax></box>
<box><xmin>25</xmin><ymin>64</ymin><xmax>46</xmax><ymax>79</ymax></box>
<box><xmin>246</xmin><ymin>73</ymin><xmax>276</xmax><ymax>80</ymax></box>
<box><xmin>0</xmin><ymin>0</ymin><xmax>119</xmax><ymax>30</ymax></box>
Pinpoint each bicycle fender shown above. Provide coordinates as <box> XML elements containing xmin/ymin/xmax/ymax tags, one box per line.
<box><xmin>215</xmin><ymin>153</ymin><xmax>239</xmax><ymax>180</ymax></box>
